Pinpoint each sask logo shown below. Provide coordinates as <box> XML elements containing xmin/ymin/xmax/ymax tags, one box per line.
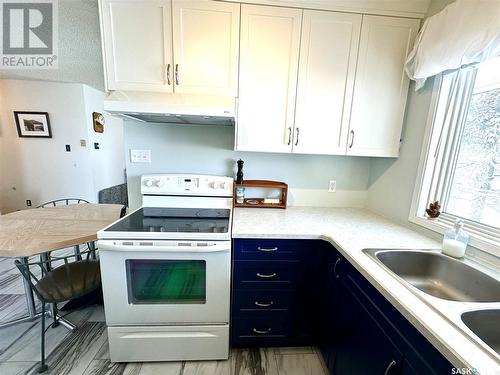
<box><xmin>1</xmin><ymin>0</ymin><xmax>58</xmax><ymax>68</ymax></box>
<box><xmin>452</xmin><ymin>368</ymin><xmax>478</xmax><ymax>374</ymax></box>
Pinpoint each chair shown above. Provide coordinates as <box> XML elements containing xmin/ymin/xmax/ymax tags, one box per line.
<box><xmin>37</xmin><ymin>198</ymin><xmax>92</xmax><ymax>260</ymax></box>
<box><xmin>15</xmin><ymin>249</ymin><xmax>101</xmax><ymax>373</ymax></box>
<box><xmin>36</xmin><ymin>198</ymin><xmax>90</xmax><ymax>208</ymax></box>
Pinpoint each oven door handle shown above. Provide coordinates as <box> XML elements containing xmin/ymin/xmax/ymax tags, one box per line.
<box><xmin>97</xmin><ymin>241</ymin><xmax>230</xmax><ymax>253</ymax></box>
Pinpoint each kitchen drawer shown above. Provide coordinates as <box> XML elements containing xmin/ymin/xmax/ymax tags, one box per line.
<box><xmin>231</xmin><ymin>316</ymin><xmax>288</xmax><ymax>346</ymax></box>
<box><xmin>233</xmin><ymin>261</ymin><xmax>300</xmax><ymax>289</ymax></box>
<box><xmin>234</xmin><ymin>239</ymin><xmax>303</xmax><ymax>261</ymax></box>
<box><xmin>233</xmin><ymin>289</ymin><xmax>294</xmax><ymax>314</ymax></box>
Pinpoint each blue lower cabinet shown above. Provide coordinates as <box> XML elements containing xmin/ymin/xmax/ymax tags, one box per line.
<box><xmin>232</xmin><ymin>239</ymin><xmax>453</xmax><ymax>374</ymax></box>
<box><xmin>321</xmin><ymin>251</ymin><xmax>454</xmax><ymax>375</ymax></box>
<box><xmin>330</xmin><ymin>266</ymin><xmax>403</xmax><ymax>374</ymax></box>
<box><xmin>231</xmin><ymin>239</ymin><xmax>326</xmax><ymax>347</ymax></box>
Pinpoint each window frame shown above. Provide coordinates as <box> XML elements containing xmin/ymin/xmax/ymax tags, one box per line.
<box><xmin>409</xmin><ymin>69</ymin><xmax>500</xmax><ymax>257</ymax></box>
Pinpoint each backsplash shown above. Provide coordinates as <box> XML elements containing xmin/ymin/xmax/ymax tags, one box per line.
<box><xmin>123</xmin><ymin>121</ymin><xmax>371</xmax><ymax>209</ymax></box>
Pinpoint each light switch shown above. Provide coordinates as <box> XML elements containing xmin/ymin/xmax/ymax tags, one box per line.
<box><xmin>130</xmin><ymin>149</ymin><xmax>151</xmax><ymax>163</ymax></box>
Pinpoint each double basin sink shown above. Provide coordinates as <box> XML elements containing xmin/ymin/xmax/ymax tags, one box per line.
<box><xmin>363</xmin><ymin>249</ymin><xmax>500</xmax><ymax>358</ymax></box>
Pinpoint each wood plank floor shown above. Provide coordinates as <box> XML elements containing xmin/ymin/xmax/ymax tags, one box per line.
<box><xmin>0</xmin><ymin>256</ymin><xmax>328</xmax><ymax>375</ymax></box>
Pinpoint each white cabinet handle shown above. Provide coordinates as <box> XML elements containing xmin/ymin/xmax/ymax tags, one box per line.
<box><xmin>287</xmin><ymin>127</ymin><xmax>292</xmax><ymax>145</ymax></box>
<box><xmin>294</xmin><ymin>127</ymin><xmax>300</xmax><ymax>146</ymax></box>
<box><xmin>349</xmin><ymin>130</ymin><xmax>355</xmax><ymax>148</ymax></box>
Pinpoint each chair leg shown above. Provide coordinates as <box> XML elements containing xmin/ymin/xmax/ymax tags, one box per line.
<box><xmin>51</xmin><ymin>303</ymin><xmax>59</xmax><ymax>328</ymax></box>
<box><xmin>38</xmin><ymin>303</ymin><xmax>48</xmax><ymax>373</ymax></box>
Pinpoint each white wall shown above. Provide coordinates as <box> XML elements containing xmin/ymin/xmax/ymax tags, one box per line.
<box><xmin>83</xmin><ymin>86</ymin><xmax>126</xmax><ymax>196</ymax></box>
<box><xmin>0</xmin><ymin>79</ymin><xmax>125</xmax><ymax>213</ymax></box>
<box><xmin>365</xmin><ymin>0</ymin><xmax>456</xmax><ymax>229</ymax></box>
<box><xmin>123</xmin><ymin>121</ymin><xmax>371</xmax><ymax>209</ymax></box>
<box><xmin>366</xmin><ymin>79</ymin><xmax>435</xmax><ymax>225</ymax></box>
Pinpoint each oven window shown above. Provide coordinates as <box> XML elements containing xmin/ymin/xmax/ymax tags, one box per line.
<box><xmin>126</xmin><ymin>260</ymin><xmax>206</xmax><ymax>304</ymax></box>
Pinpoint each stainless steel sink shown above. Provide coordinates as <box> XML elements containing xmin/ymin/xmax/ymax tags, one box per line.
<box><xmin>363</xmin><ymin>250</ymin><xmax>500</xmax><ymax>302</ymax></box>
<box><xmin>462</xmin><ymin>309</ymin><xmax>500</xmax><ymax>356</ymax></box>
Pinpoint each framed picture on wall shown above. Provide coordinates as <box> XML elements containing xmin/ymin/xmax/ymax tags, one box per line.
<box><xmin>14</xmin><ymin>111</ymin><xmax>52</xmax><ymax>138</ymax></box>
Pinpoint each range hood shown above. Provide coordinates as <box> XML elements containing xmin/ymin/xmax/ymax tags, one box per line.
<box><xmin>103</xmin><ymin>91</ymin><xmax>236</xmax><ymax>126</ymax></box>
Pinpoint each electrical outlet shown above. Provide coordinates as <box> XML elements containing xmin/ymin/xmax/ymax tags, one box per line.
<box><xmin>130</xmin><ymin>149</ymin><xmax>151</xmax><ymax>163</ymax></box>
<box><xmin>328</xmin><ymin>180</ymin><xmax>336</xmax><ymax>193</ymax></box>
<box><xmin>26</xmin><ymin>200</ymin><xmax>32</xmax><ymax>207</ymax></box>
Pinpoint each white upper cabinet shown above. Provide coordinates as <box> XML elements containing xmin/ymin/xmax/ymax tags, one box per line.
<box><xmin>236</xmin><ymin>5</ymin><xmax>302</xmax><ymax>153</ymax></box>
<box><xmin>346</xmin><ymin>15</ymin><xmax>419</xmax><ymax>157</ymax></box>
<box><xmin>100</xmin><ymin>0</ymin><xmax>173</xmax><ymax>92</ymax></box>
<box><xmin>172</xmin><ymin>0</ymin><xmax>240</xmax><ymax>96</ymax></box>
<box><xmin>100</xmin><ymin>0</ymin><xmax>239</xmax><ymax>96</ymax></box>
<box><xmin>293</xmin><ymin>10</ymin><xmax>361</xmax><ymax>155</ymax></box>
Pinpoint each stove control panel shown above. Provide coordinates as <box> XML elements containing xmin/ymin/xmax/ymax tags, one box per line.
<box><xmin>141</xmin><ymin>174</ymin><xmax>234</xmax><ymax>197</ymax></box>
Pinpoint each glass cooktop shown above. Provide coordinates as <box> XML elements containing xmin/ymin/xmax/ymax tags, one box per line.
<box><xmin>105</xmin><ymin>207</ymin><xmax>230</xmax><ymax>234</ymax></box>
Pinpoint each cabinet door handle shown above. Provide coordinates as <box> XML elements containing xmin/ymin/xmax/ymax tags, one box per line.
<box><xmin>383</xmin><ymin>360</ymin><xmax>398</xmax><ymax>375</ymax></box>
<box><xmin>349</xmin><ymin>130</ymin><xmax>355</xmax><ymax>148</ymax></box>
<box><xmin>257</xmin><ymin>246</ymin><xmax>278</xmax><ymax>252</ymax></box>
<box><xmin>256</xmin><ymin>272</ymin><xmax>276</xmax><ymax>278</ymax></box>
<box><xmin>255</xmin><ymin>301</ymin><xmax>274</xmax><ymax>307</ymax></box>
<box><xmin>253</xmin><ymin>328</ymin><xmax>272</xmax><ymax>335</ymax></box>
<box><xmin>287</xmin><ymin>127</ymin><xmax>292</xmax><ymax>145</ymax></box>
<box><xmin>166</xmin><ymin>64</ymin><xmax>171</xmax><ymax>85</ymax></box>
<box><xmin>294</xmin><ymin>127</ymin><xmax>300</xmax><ymax>146</ymax></box>
<box><xmin>333</xmin><ymin>258</ymin><xmax>341</xmax><ymax>279</ymax></box>
<box><xmin>175</xmin><ymin>64</ymin><xmax>180</xmax><ymax>85</ymax></box>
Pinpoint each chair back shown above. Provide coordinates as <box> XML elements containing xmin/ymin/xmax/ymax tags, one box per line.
<box><xmin>37</xmin><ymin>199</ymin><xmax>89</xmax><ymax>208</ymax></box>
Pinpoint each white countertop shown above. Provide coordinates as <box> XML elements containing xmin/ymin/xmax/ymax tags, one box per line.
<box><xmin>232</xmin><ymin>207</ymin><xmax>500</xmax><ymax>375</ymax></box>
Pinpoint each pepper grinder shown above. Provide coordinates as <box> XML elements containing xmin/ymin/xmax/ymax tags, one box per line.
<box><xmin>236</xmin><ymin>159</ymin><xmax>244</xmax><ymax>184</ymax></box>
<box><xmin>235</xmin><ymin>159</ymin><xmax>245</xmax><ymax>204</ymax></box>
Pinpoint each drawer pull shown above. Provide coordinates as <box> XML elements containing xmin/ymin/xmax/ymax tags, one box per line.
<box><xmin>257</xmin><ymin>246</ymin><xmax>278</xmax><ymax>252</ymax></box>
<box><xmin>253</xmin><ymin>328</ymin><xmax>271</xmax><ymax>335</ymax></box>
<box><xmin>384</xmin><ymin>360</ymin><xmax>398</xmax><ymax>375</ymax></box>
<box><xmin>256</xmin><ymin>272</ymin><xmax>277</xmax><ymax>278</ymax></box>
<box><xmin>255</xmin><ymin>301</ymin><xmax>274</xmax><ymax>307</ymax></box>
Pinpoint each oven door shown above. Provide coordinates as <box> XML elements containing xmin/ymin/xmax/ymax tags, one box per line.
<box><xmin>98</xmin><ymin>240</ymin><xmax>231</xmax><ymax>326</ymax></box>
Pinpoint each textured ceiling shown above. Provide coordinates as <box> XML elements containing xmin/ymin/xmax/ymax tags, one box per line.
<box><xmin>0</xmin><ymin>0</ymin><xmax>105</xmax><ymax>91</ymax></box>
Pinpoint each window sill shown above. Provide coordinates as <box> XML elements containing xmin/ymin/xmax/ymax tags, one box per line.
<box><xmin>408</xmin><ymin>215</ymin><xmax>500</xmax><ymax>257</ymax></box>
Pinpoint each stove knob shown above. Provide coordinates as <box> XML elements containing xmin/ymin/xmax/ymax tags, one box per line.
<box><xmin>221</xmin><ymin>181</ymin><xmax>230</xmax><ymax>190</ymax></box>
<box><xmin>144</xmin><ymin>179</ymin><xmax>153</xmax><ymax>187</ymax></box>
<box><xmin>209</xmin><ymin>181</ymin><xmax>217</xmax><ymax>189</ymax></box>
<box><xmin>155</xmin><ymin>179</ymin><xmax>164</xmax><ymax>187</ymax></box>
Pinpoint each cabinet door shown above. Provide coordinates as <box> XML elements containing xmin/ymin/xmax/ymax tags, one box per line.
<box><xmin>100</xmin><ymin>0</ymin><xmax>173</xmax><ymax>92</ymax></box>
<box><xmin>172</xmin><ymin>0</ymin><xmax>240</xmax><ymax>96</ymax></box>
<box><xmin>320</xmin><ymin>253</ymin><xmax>341</xmax><ymax>373</ymax></box>
<box><xmin>293</xmin><ymin>11</ymin><xmax>361</xmax><ymax>155</ymax></box>
<box><xmin>236</xmin><ymin>5</ymin><xmax>302</xmax><ymax>153</ymax></box>
<box><xmin>347</xmin><ymin>15</ymin><xmax>419</xmax><ymax>157</ymax></box>
<box><xmin>333</xmin><ymin>269</ymin><xmax>402</xmax><ymax>375</ymax></box>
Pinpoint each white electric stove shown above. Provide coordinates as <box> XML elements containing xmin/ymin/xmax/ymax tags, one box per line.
<box><xmin>97</xmin><ymin>174</ymin><xmax>233</xmax><ymax>363</ymax></box>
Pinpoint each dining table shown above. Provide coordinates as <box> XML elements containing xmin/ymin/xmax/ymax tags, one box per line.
<box><xmin>0</xmin><ymin>203</ymin><xmax>123</xmax><ymax>327</ymax></box>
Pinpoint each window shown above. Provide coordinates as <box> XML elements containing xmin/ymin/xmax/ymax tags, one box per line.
<box><xmin>411</xmin><ymin>57</ymin><xmax>500</xmax><ymax>255</ymax></box>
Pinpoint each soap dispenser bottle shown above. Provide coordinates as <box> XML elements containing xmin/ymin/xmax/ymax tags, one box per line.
<box><xmin>442</xmin><ymin>219</ymin><xmax>469</xmax><ymax>258</ymax></box>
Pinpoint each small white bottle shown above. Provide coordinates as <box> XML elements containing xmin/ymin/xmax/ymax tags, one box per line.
<box><xmin>442</xmin><ymin>219</ymin><xmax>469</xmax><ymax>258</ymax></box>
